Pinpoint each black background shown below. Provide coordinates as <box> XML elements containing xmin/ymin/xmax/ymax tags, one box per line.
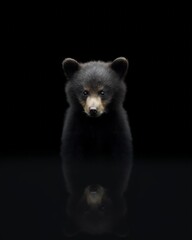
<box><xmin>1</xmin><ymin>2</ymin><xmax>191</xmax><ymax>240</ymax></box>
<box><xmin>2</xmin><ymin>2</ymin><xmax>191</xmax><ymax>157</ymax></box>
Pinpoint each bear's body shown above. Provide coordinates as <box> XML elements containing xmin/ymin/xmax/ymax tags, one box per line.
<box><xmin>60</xmin><ymin>58</ymin><xmax>133</xmax><ymax>236</ymax></box>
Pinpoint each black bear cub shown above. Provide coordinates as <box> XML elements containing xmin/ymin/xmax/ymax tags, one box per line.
<box><xmin>61</xmin><ymin>57</ymin><xmax>133</xmax><ymax>236</ymax></box>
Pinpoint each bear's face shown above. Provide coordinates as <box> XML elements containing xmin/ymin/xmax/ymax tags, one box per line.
<box><xmin>64</xmin><ymin>185</ymin><xmax>128</xmax><ymax>236</ymax></box>
<box><xmin>75</xmin><ymin>81</ymin><xmax>113</xmax><ymax>117</ymax></box>
<box><xmin>62</xmin><ymin>57</ymin><xmax>129</xmax><ymax>117</ymax></box>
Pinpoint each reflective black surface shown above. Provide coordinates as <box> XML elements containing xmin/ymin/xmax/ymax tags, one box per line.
<box><xmin>0</xmin><ymin>156</ymin><xmax>191</xmax><ymax>239</ymax></box>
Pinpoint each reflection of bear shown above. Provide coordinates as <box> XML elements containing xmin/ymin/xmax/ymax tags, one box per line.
<box><xmin>60</xmin><ymin>57</ymin><xmax>133</xmax><ymax>236</ymax></box>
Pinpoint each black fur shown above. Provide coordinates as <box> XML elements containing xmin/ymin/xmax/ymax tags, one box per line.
<box><xmin>60</xmin><ymin>57</ymin><xmax>133</xmax><ymax>236</ymax></box>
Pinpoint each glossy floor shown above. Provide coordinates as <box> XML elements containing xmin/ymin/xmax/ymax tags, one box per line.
<box><xmin>0</xmin><ymin>155</ymin><xmax>191</xmax><ymax>240</ymax></box>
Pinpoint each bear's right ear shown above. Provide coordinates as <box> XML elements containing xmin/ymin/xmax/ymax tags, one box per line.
<box><xmin>62</xmin><ymin>58</ymin><xmax>80</xmax><ymax>79</ymax></box>
<box><xmin>110</xmin><ymin>57</ymin><xmax>129</xmax><ymax>79</ymax></box>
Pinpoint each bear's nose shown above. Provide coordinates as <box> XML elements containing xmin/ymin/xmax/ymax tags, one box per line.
<box><xmin>89</xmin><ymin>107</ymin><xmax>97</xmax><ymax>117</ymax></box>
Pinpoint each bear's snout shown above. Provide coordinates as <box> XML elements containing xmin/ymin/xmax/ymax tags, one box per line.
<box><xmin>84</xmin><ymin>96</ymin><xmax>105</xmax><ymax>117</ymax></box>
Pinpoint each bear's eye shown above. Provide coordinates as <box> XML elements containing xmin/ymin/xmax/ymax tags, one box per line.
<box><xmin>99</xmin><ymin>90</ymin><xmax>105</xmax><ymax>96</ymax></box>
<box><xmin>83</xmin><ymin>90</ymin><xmax>89</xmax><ymax>96</ymax></box>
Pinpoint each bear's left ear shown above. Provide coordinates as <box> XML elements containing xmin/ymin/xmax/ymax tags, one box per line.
<box><xmin>110</xmin><ymin>57</ymin><xmax>129</xmax><ymax>79</ymax></box>
<box><xmin>62</xmin><ymin>58</ymin><xmax>80</xmax><ymax>79</ymax></box>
